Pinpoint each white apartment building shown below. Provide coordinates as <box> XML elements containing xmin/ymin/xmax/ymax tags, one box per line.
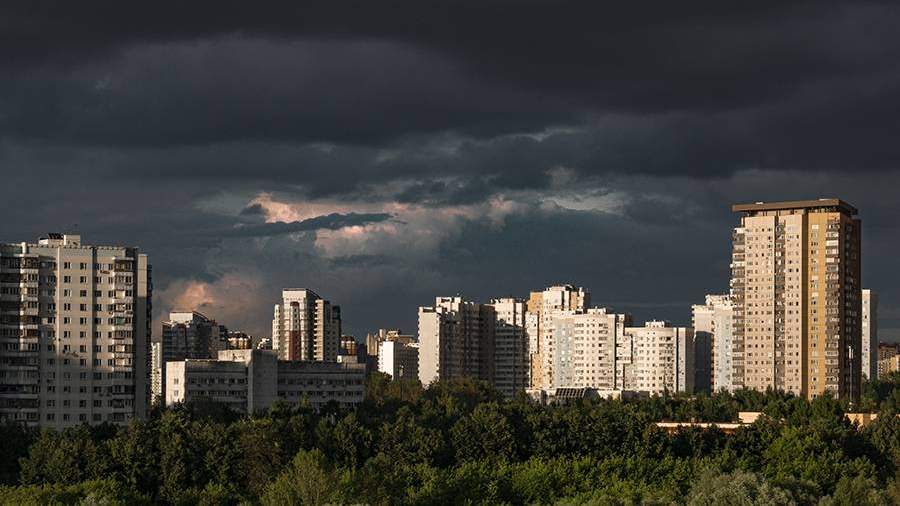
<box><xmin>418</xmin><ymin>297</ymin><xmax>494</xmax><ymax>386</ymax></box>
<box><xmin>526</xmin><ymin>285</ymin><xmax>590</xmax><ymax>390</ymax></box>
<box><xmin>550</xmin><ymin>308</ymin><xmax>630</xmax><ymax>391</ymax></box>
<box><xmin>0</xmin><ymin>234</ymin><xmax>151</xmax><ymax>427</ymax></box>
<box><xmin>692</xmin><ymin>295</ymin><xmax>735</xmax><ymax>392</ymax></box>
<box><xmin>487</xmin><ymin>298</ymin><xmax>529</xmax><ymax>397</ymax></box>
<box><xmin>272</xmin><ymin>289</ymin><xmax>341</xmax><ymax>362</ymax></box>
<box><xmin>862</xmin><ymin>289</ymin><xmax>877</xmax><ymax>381</ymax></box>
<box><xmin>621</xmin><ymin>321</ymin><xmax>695</xmax><ymax>394</ymax></box>
<box><xmin>377</xmin><ymin>338</ymin><xmax>419</xmax><ymax>380</ymax></box>
<box><xmin>165</xmin><ymin>349</ymin><xmax>365</xmax><ymax>413</ymax></box>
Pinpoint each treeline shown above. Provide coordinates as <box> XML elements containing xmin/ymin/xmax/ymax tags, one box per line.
<box><xmin>3</xmin><ymin>373</ymin><xmax>900</xmax><ymax>505</ymax></box>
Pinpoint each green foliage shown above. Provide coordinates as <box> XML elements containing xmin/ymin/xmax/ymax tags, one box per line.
<box><xmin>7</xmin><ymin>375</ymin><xmax>900</xmax><ymax>504</ymax></box>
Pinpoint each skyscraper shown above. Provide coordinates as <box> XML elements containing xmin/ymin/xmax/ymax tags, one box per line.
<box><xmin>692</xmin><ymin>294</ymin><xmax>735</xmax><ymax>392</ymax></box>
<box><xmin>0</xmin><ymin>234</ymin><xmax>151</xmax><ymax>427</ymax></box>
<box><xmin>730</xmin><ymin>199</ymin><xmax>861</xmax><ymax>401</ymax></box>
<box><xmin>271</xmin><ymin>289</ymin><xmax>341</xmax><ymax>362</ymax></box>
<box><xmin>861</xmin><ymin>289</ymin><xmax>877</xmax><ymax>381</ymax></box>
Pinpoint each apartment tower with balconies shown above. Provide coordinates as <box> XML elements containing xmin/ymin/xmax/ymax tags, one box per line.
<box><xmin>0</xmin><ymin>234</ymin><xmax>151</xmax><ymax>427</ymax></box>
<box><xmin>731</xmin><ymin>199</ymin><xmax>861</xmax><ymax>401</ymax></box>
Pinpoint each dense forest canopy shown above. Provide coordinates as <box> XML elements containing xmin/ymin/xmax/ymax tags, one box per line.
<box><xmin>4</xmin><ymin>373</ymin><xmax>900</xmax><ymax>505</ymax></box>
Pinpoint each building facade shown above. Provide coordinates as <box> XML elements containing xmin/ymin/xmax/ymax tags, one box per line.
<box><xmin>549</xmin><ymin>308</ymin><xmax>631</xmax><ymax>391</ymax></box>
<box><xmin>621</xmin><ymin>321</ymin><xmax>695</xmax><ymax>394</ymax></box>
<box><xmin>526</xmin><ymin>285</ymin><xmax>590</xmax><ymax>390</ymax></box>
<box><xmin>0</xmin><ymin>234</ymin><xmax>151</xmax><ymax>427</ymax></box>
<box><xmin>377</xmin><ymin>338</ymin><xmax>419</xmax><ymax>380</ymax></box>
<box><xmin>418</xmin><ymin>297</ymin><xmax>495</xmax><ymax>386</ymax></box>
<box><xmin>487</xmin><ymin>298</ymin><xmax>529</xmax><ymax>396</ymax></box>
<box><xmin>271</xmin><ymin>289</ymin><xmax>341</xmax><ymax>362</ymax></box>
<box><xmin>165</xmin><ymin>349</ymin><xmax>365</xmax><ymax>413</ymax></box>
<box><xmin>155</xmin><ymin>311</ymin><xmax>229</xmax><ymax>401</ymax></box>
<box><xmin>731</xmin><ymin>199</ymin><xmax>861</xmax><ymax>401</ymax></box>
<box><xmin>862</xmin><ymin>289</ymin><xmax>877</xmax><ymax>381</ymax></box>
<box><xmin>877</xmin><ymin>343</ymin><xmax>900</xmax><ymax>379</ymax></box>
<box><xmin>692</xmin><ymin>294</ymin><xmax>735</xmax><ymax>392</ymax></box>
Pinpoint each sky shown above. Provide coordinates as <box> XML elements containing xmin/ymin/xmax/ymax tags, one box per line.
<box><xmin>2</xmin><ymin>1</ymin><xmax>900</xmax><ymax>340</ymax></box>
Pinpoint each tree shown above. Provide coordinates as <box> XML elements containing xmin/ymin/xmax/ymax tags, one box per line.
<box><xmin>260</xmin><ymin>449</ymin><xmax>347</xmax><ymax>506</ymax></box>
<box><xmin>686</xmin><ymin>468</ymin><xmax>795</xmax><ymax>506</ymax></box>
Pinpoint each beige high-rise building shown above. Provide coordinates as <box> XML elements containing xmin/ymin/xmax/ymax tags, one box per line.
<box><xmin>0</xmin><ymin>234</ymin><xmax>151</xmax><ymax>427</ymax></box>
<box><xmin>418</xmin><ymin>296</ymin><xmax>494</xmax><ymax>386</ymax></box>
<box><xmin>486</xmin><ymin>297</ymin><xmax>529</xmax><ymax>396</ymax></box>
<box><xmin>861</xmin><ymin>289</ymin><xmax>877</xmax><ymax>381</ymax></box>
<box><xmin>550</xmin><ymin>308</ymin><xmax>631</xmax><ymax>391</ymax></box>
<box><xmin>526</xmin><ymin>285</ymin><xmax>590</xmax><ymax>390</ymax></box>
<box><xmin>692</xmin><ymin>294</ymin><xmax>735</xmax><ymax>392</ymax></box>
<box><xmin>271</xmin><ymin>289</ymin><xmax>341</xmax><ymax>362</ymax></box>
<box><xmin>621</xmin><ymin>321</ymin><xmax>695</xmax><ymax>394</ymax></box>
<box><xmin>731</xmin><ymin>199</ymin><xmax>861</xmax><ymax>401</ymax></box>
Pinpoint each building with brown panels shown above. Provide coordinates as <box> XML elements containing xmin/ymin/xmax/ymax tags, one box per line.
<box><xmin>271</xmin><ymin>289</ymin><xmax>341</xmax><ymax>362</ymax></box>
<box><xmin>731</xmin><ymin>199</ymin><xmax>861</xmax><ymax>401</ymax></box>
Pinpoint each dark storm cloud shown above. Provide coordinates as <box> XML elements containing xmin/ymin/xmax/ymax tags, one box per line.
<box><xmin>3</xmin><ymin>1</ymin><xmax>900</xmax><ymax>338</ymax></box>
<box><xmin>217</xmin><ymin>212</ymin><xmax>393</xmax><ymax>238</ymax></box>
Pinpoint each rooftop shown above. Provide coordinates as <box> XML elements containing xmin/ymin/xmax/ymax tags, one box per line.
<box><xmin>732</xmin><ymin>198</ymin><xmax>857</xmax><ymax>215</ymax></box>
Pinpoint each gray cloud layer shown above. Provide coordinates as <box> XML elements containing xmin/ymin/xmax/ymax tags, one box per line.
<box><xmin>2</xmin><ymin>1</ymin><xmax>899</xmax><ymax>339</ymax></box>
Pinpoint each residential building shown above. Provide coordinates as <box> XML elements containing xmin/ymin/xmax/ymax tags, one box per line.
<box><xmin>151</xmin><ymin>342</ymin><xmax>162</xmax><ymax>404</ymax></box>
<box><xmin>378</xmin><ymin>337</ymin><xmax>419</xmax><ymax>380</ymax></box>
<box><xmin>0</xmin><ymin>233</ymin><xmax>151</xmax><ymax>427</ymax></box>
<box><xmin>692</xmin><ymin>294</ymin><xmax>735</xmax><ymax>392</ymax></box>
<box><xmin>271</xmin><ymin>288</ymin><xmax>341</xmax><ymax>362</ymax></box>
<box><xmin>526</xmin><ymin>285</ymin><xmax>590</xmax><ymax>390</ymax></box>
<box><xmin>862</xmin><ymin>289</ymin><xmax>877</xmax><ymax>380</ymax></box>
<box><xmin>418</xmin><ymin>297</ymin><xmax>494</xmax><ymax>386</ymax></box>
<box><xmin>226</xmin><ymin>331</ymin><xmax>255</xmax><ymax>350</ymax></box>
<box><xmin>877</xmin><ymin>343</ymin><xmax>900</xmax><ymax>378</ymax></box>
<box><xmin>549</xmin><ymin>308</ymin><xmax>631</xmax><ymax>391</ymax></box>
<box><xmin>621</xmin><ymin>321</ymin><xmax>695</xmax><ymax>394</ymax></box>
<box><xmin>487</xmin><ymin>298</ymin><xmax>529</xmax><ymax>396</ymax></box>
<box><xmin>879</xmin><ymin>355</ymin><xmax>900</xmax><ymax>378</ymax></box>
<box><xmin>155</xmin><ymin>311</ymin><xmax>228</xmax><ymax>401</ymax></box>
<box><xmin>731</xmin><ymin>199</ymin><xmax>861</xmax><ymax>401</ymax></box>
<box><xmin>165</xmin><ymin>349</ymin><xmax>365</xmax><ymax>413</ymax></box>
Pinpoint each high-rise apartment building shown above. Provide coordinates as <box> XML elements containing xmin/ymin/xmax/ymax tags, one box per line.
<box><xmin>692</xmin><ymin>294</ymin><xmax>735</xmax><ymax>392</ymax></box>
<box><xmin>377</xmin><ymin>337</ymin><xmax>419</xmax><ymax>380</ymax></box>
<box><xmin>861</xmin><ymin>289</ymin><xmax>877</xmax><ymax>381</ymax></box>
<box><xmin>0</xmin><ymin>234</ymin><xmax>151</xmax><ymax>427</ymax></box>
<box><xmin>418</xmin><ymin>297</ymin><xmax>494</xmax><ymax>386</ymax></box>
<box><xmin>731</xmin><ymin>199</ymin><xmax>861</xmax><ymax>401</ymax></box>
<box><xmin>621</xmin><ymin>321</ymin><xmax>695</xmax><ymax>394</ymax></box>
<box><xmin>549</xmin><ymin>308</ymin><xmax>631</xmax><ymax>391</ymax></box>
<box><xmin>526</xmin><ymin>285</ymin><xmax>590</xmax><ymax>390</ymax></box>
<box><xmin>486</xmin><ymin>298</ymin><xmax>529</xmax><ymax>396</ymax></box>
<box><xmin>271</xmin><ymin>289</ymin><xmax>341</xmax><ymax>362</ymax></box>
<box><xmin>154</xmin><ymin>311</ymin><xmax>228</xmax><ymax>401</ymax></box>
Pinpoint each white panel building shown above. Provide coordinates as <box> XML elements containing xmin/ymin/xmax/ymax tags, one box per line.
<box><xmin>165</xmin><ymin>349</ymin><xmax>365</xmax><ymax>413</ymax></box>
<box><xmin>0</xmin><ymin>234</ymin><xmax>151</xmax><ymax>427</ymax></box>
<box><xmin>692</xmin><ymin>294</ymin><xmax>735</xmax><ymax>392</ymax></box>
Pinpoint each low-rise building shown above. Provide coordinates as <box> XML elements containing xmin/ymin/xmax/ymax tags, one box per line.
<box><xmin>165</xmin><ymin>349</ymin><xmax>365</xmax><ymax>413</ymax></box>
